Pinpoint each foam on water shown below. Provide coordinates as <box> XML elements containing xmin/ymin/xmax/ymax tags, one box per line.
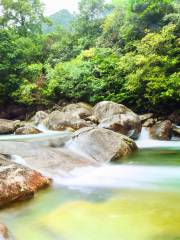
<box><xmin>53</xmin><ymin>164</ymin><xmax>180</xmax><ymax>191</ymax></box>
<box><xmin>11</xmin><ymin>151</ymin><xmax>180</xmax><ymax>191</ymax></box>
<box><xmin>0</xmin><ymin>131</ymin><xmax>71</xmax><ymax>142</ymax></box>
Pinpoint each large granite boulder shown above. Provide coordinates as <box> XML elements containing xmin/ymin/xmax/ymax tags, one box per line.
<box><xmin>15</xmin><ymin>125</ymin><xmax>42</xmax><ymax>135</ymax></box>
<box><xmin>44</xmin><ymin>111</ymin><xmax>92</xmax><ymax>131</ymax></box>
<box><xmin>150</xmin><ymin>120</ymin><xmax>172</xmax><ymax>140</ymax></box>
<box><xmin>0</xmin><ymin>155</ymin><xmax>51</xmax><ymax>208</ymax></box>
<box><xmin>93</xmin><ymin>101</ymin><xmax>141</xmax><ymax>139</ymax></box>
<box><xmin>62</xmin><ymin>103</ymin><xmax>93</xmax><ymax>119</ymax></box>
<box><xmin>69</xmin><ymin>127</ymin><xmax>137</xmax><ymax>163</ymax></box>
<box><xmin>0</xmin><ymin>119</ymin><xmax>17</xmax><ymax>134</ymax></box>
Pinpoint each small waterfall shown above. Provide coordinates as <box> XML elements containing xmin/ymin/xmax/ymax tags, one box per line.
<box><xmin>138</xmin><ymin>127</ymin><xmax>151</xmax><ymax>141</ymax></box>
<box><xmin>36</xmin><ymin>123</ymin><xmax>49</xmax><ymax>132</ymax></box>
<box><xmin>136</xmin><ymin>127</ymin><xmax>180</xmax><ymax>149</ymax></box>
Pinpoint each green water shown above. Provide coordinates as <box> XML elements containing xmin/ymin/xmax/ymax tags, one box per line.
<box><xmin>121</xmin><ymin>147</ymin><xmax>180</xmax><ymax>166</ymax></box>
<box><xmin>0</xmin><ymin>148</ymin><xmax>180</xmax><ymax>240</ymax></box>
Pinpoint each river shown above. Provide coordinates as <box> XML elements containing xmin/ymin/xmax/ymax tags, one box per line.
<box><xmin>0</xmin><ymin>128</ymin><xmax>180</xmax><ymax>240</ymax></box>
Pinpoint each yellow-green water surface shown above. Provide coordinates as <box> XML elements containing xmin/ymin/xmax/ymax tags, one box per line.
<box><xmin>0</xmin><ymin>148</ymin><xmax>180</xmax><ymax>240</ymax></box>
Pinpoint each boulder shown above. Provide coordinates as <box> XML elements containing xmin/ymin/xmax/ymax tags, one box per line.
<box><xmin>0</xmin><ymin>119</ymin><xmax>17</xmax><ymax>134</ymax></box>
<box><xmin>139</xmin><ymin>113</ymin><xmax>154</xmax><ymax>122</ymax></box>
<box><xmin>150</xmin><ymin>120</ymin><xmax>172</xmax><ymax>140</ymax></box>
<box><xmin>172</xmin><ymin>126</ymin><xmax>180</xmax><ymax>137</ymax></box>
<box><xmin>93</xmin><ymin>101</ymin><xmax>138</xmax><ymax>121</ymax></box>
<box><xmin>99</xmin><ymin>114</ymin><xmax>141</xmax><ymax>139</ymax></box>
<box><xmin>15</xmin><ymin>125</ymin><xmax>42</xmax><ymax>135</ymax></box>
<box><xmin>168</xmin><ymin>111</ymin><xmax>180</xmax><ymax>125</ymax></box>
<box><xmin>62</xmin><ymin>103</ymin><xmax>93</xmax><ymax>119</ymax></box>
<box><xmin>0</xmin><ymin>155</ymin><xmax>51</xmax><ymax>208</ymax></box>
<box><xmin>142</xmin><ymin>118</ymin><xmax>155</xmax><ymax>127</ymax></box>
<box><xmin>44</xmin><ymin>111</ymin><xmax>92</xmax><ymax>131</ymax></box>
<box><xmin>70</xmin><ymin>127</ymin><xmax>137</xmax><ymax>163</ymax></box>
<box><xmin>13</xmin><ymin>120</ymin><xmax>24</xmax><ymax>129</ymax></box>
<box><xmin>0</xmin><ymin>140</ymin><xmax>98</xmax><ymax>176</ymax></box>
<box><xmin>93</xmin><ymin>101</ymin><xmax>141</xmax><ymax>139</ymax></box>
<box><xmin>31</xmin><ymin>111</ymin><xmax>49</xmax><ymax>125</ymax></box>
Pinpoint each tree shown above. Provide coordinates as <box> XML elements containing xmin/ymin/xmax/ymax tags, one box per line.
<box><xmin>0</xmin><ymin>27</ymin><xmax>44</xmax><ymax>105</ymax></box>
<box><xmin>0</xmin><ymin>0</ymin><xmax>46</xmax><ymax>36</ymax></box>
<box><xmin>120</xmin><ymin>24</ymin><xmax>180</xmax><ymax>112</ymax></box>
<box><xmin>72</xmin><ymin>0</ymin><xmax>108</xmax><ymax>50</ymax></box>
<box><xmin>101</xmin><ymin>0</ymin><xmax>175</xmax><ymax>51</ymax></box>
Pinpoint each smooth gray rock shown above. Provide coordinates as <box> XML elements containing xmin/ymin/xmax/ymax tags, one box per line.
<box><xmin>93</xmin><ymin>101</ymin><xmax>141</xmax><ymax>139</ymax></box>
<box><xmin>62</xmin><ymin>103</ymin><xmax>93</xmax><ymax>119</ymax></box>
<box><xmin>0</xmin><ymin>119</ymin><xmax>16</xmax><ymax>134</ymax></box>
<box><xmin>31</xmin><ymin>111</ymin><xmax>49</xmax><ymax>125</ymax></box>
<box><xmin>44</xmin><ymin>111</ymin><xmax>92</xmax><ymax>131</ymax></box>
<box><xmin>15</xmin><ymin>125</ymin><xmax>42</xmax><ymax>135</ymax></box>
<box><xmin>70</xmin><ymin>127</ymin><xmax>137</xmax><ymax>163</ymax></box>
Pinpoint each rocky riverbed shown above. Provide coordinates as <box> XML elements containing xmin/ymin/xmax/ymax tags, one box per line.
<box><xmin>0</xmin><ymin>101</ymin><xmax>179</xmax><ymax>238</ymax></box>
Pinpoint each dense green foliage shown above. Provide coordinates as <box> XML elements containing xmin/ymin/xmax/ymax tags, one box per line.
<box><xmin>0</xmin><ymin>0</ymin><xmax>179</xmax><ymax>112</ymax></box>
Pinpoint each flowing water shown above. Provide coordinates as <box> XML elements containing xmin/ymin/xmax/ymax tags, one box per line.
<box><xmin>0</xmin><ymin>128</ymin><xmax>180</xmax><ymax>240</ymax></box>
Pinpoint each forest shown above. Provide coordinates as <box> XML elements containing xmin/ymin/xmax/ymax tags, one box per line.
<box><xmin>0</xmin><ymin>0</ymin><xmax>179</xmax><ymax>113</ymax></box>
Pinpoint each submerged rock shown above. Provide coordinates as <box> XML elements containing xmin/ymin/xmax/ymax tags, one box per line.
<box><xmin>0</xmin><ymin>154</ymin><xmax>51</xmax><ymax>208</ymax></box>
<box><xmin>150</xmin><ymin>120</ymin><xmax>172</xmax><ymax>140</ymax></box>
<box><xmin>93</xmin><ymin>101</ymin><xmax>141</xmax><ymax>139</ymax></box>
<box><xmin>62</xmin><ymin>103</ymin><xmax>93</xmax><ymax>119</ymax></box>
<box><xmin>45</xmin><ymin>111</ymin><xmax>92</xmax><ymax>131</ymax></box>
<box><xmin>0</xmin><ymin>119</ymin><xmax>16</xmax><ymax>134</ymax></box>
<box><xmin>70</xmin><ymin>127</ymin><xmax>137</xmax><ymax>163</ymax></box>
<box><xmin>15</xmin><ymin>125</ymin><xmax>42</xmax><ymax>135</ymax></box>
<box><xmin>0</xmin><ymin>224</ymin><xmax>9</xmax><ymax>240</ymax></box>
<box><xmin>0</xmin><ymin>224</ymin><xmax>14</xmax><ymax>240</ymax></box>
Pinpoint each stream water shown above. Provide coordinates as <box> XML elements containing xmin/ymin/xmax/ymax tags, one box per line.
<box><xmin>0</xmin><ymin>128</ymin><xmax>180</xmax><ymax>240</ymax></box>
